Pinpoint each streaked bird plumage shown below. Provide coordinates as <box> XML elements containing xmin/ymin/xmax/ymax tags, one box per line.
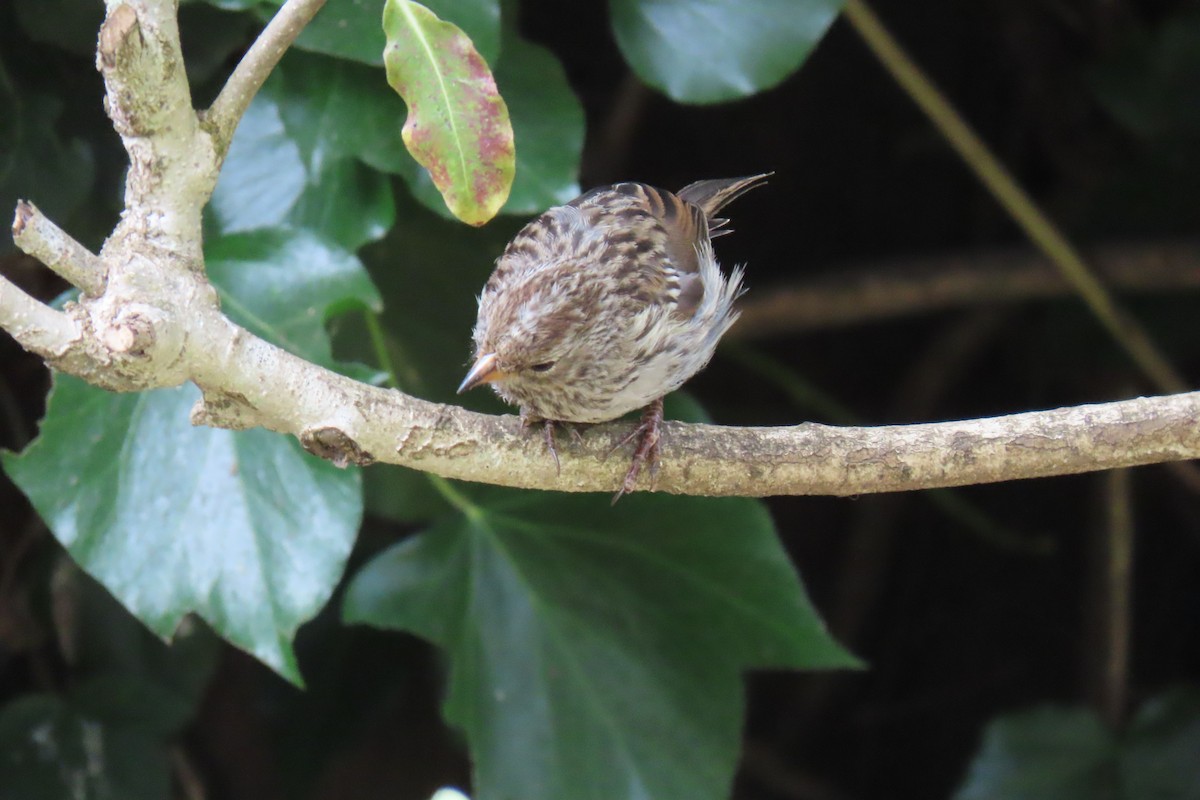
<box><xmin>459</xmin><ymin>173</ymin><xmax>770</xmax><ymax>498</ymax></box>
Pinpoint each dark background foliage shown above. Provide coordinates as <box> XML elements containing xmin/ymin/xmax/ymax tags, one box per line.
<box><xmin>2</xmin><ymin>0</ymin><xmax>1199</xmax><ymax>798</ymax></box>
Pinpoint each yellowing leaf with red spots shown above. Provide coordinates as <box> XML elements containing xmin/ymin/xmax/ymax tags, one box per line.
<box><xmin>382</xmin><ymin>0</ymin><xmax>514</xmax><ymax>226</ymax></box>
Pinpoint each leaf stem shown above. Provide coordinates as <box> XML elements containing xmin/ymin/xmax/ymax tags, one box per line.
<box><xmin>427</xmin><ymin>473</ymin><xmax>484</xmax><ymax>520</ymax></box>
<box><xmin>842</xmin><ymin>0</ymin><xmax>1188</xmax><ymax>395</ymax></box>
<box><xmin>363</xmin><ymin>310</ymin><xmax>483</xmax><ymax>517</ymax></box>
<box><xmin>723</xmin><ymin>341</ymin><xmax>1050</xmax><ymax>552</ymax></box>
<box><xmin>363</xmin><ymin>309</ymin><xmax>402</xmax><ymax>391</ymax></box>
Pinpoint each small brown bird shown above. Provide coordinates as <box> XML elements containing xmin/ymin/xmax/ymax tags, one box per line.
<box><xmin>458</xmin><ymin>174</ymin><xmax>770</xmax><ymax>500</ymax></box>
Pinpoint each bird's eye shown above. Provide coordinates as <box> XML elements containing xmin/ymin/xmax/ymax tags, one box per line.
<box><xmin>531</xmin><ymin>362</ymin><xmax>556</xmax><ymax>373</ymax></box>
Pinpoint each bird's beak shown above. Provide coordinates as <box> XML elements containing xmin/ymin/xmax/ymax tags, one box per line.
<box><xmin>457</xmin><ymin>352</ymin><xmax>506</xmax><ymax>394</ymax></box>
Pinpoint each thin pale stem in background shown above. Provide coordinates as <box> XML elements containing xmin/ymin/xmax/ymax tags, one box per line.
<box><xmin>843</xmin><ymin>0</ymin><xmax>1189</xmax><ymax>395</ymax></box>
<box><xmin>731</xmin><ymin>241</ymin><xmax>1200</xmax><ymax>340</ymax></box>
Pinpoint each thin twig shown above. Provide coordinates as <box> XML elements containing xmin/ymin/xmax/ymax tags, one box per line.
<box><xmin>11</xmin><ymin>201</ymin><xmax>107</xmax><ymax>296</ymax></box>
<box><xmin>731</xmin><ymin>241</ymin><xmax>1200</xmax><ymax>339</ymax></box>
<box><xmin>203</xmin><ymin>0</ymin><xmax>329</xmax><ymax>155</ymax></box>
<box><xmin>842</xmin><ymin>0</ymin><xmax>1190</xmax><ymax>394</ymax></box>
<box><xmin>0</xmin><ymin>275</ymin><xmax>80</xmax><ymax>358</ymax></box>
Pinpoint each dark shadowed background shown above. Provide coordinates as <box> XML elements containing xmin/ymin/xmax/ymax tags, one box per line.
<box><xmin>2</xmin><ymin>0</ymin><xmax>1198</xmax><ymax>798</ymax></box>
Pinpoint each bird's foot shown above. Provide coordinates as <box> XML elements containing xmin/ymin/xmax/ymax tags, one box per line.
<box><xmin>611</xmin><ymin>398</ymin><xmax>664</xmax><ymax>504</ymax></box>
<box><xmin>521</xmin><ymin>416</ymin><xmax>562</xmax><ymax>474</ymax></box>
<box><xmin>521</xmin><ymin>416</ymin><xmax>587</xmax><ymax>475</ymax></box>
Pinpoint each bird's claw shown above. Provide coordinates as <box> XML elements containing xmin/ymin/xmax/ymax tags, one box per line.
<box><xmin>543</xmin><ymin>420</ymin><xmax>561</xmax><ymax>475</ymax></box>
<box><xmin>611</xmin><ymin>398</ymin><xmax>664</xmax><ymax>504</ymax></box>
<box><xmin>521</xmin><ymin>401</ymin><xmax>663</xmax><ymax>498</ymax></box>
<box><xmin>522</xmin><ymin>416</ymin><xmax>562</xmax><ymax>475</ymax></box>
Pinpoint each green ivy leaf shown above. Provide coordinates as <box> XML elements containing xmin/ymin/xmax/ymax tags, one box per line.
<box><xmin>260</xmin><ymin>52</ymin><xmax>411</xmax><ymax>180</ymax></box>
<box><xmin>206</xmin><ymin>229</ymin><xmax>382</xmax><ymax>371</ymax></box>
<box><xmin>344</xmin><ymin>492</ymin><xmax>858</xmax><ymax>800</ymax></box>
<box><xmin>2</xmin><ymin>227</ymin><xmax>377</xmax><ymax>683</ymax></box>
<box><xmin>242</xmin><ymin>0</ymin><xmax>501</xmax><ymax>66</ymax></box>
<box><xmin>382</xmin><ymin>0</ymin><xmax>514</xmax><ymax>225</ymax></box>
<box><xmin>1122</xmin><ymin>688</ymin><xmax>1200</xmax><ymax>798</ymax></box>
<box><xmin>494</xmin><ymin>36</ymin><xmax>582</xmax><ymax>213</ymax></box>
<box><xmin>955</xmin><ymin>688</ymin><xmax>1200</xmax><ymax>800</ymax></box>
<box><xmin>208</xmin><ymin>55</ymin><xmax>397</xmax><ymax>250</ymax></box>
<box><xmin>2</xmin><ymin>377</ymin><xmax>360</xmax><ymax>683</ymax></box>
<box><xmin>397</xmin><ymin>32</ymin><xmax>583</xmax><ymax>217</ymax></box>
<box><xmin>610</xmin><ymin>0</ymin><xmax>844</xmax><ymax>104</ymax></box>
<box><xmin>957</xmin><ymin>707</ymin><xmax>1116</xmax><ymax>800</ymax></box>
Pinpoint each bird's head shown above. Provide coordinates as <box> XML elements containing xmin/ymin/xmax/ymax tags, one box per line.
<box><xmin>457</xmin><ymin>264</ymin><xmax>604</xmax><ymax>402</ymax></box>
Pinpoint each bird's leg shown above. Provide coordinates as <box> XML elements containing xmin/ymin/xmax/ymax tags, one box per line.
<box><xmin>543</xmin><ymin>420</ymin><xmax>561</xmax><ymax>475</ymax></box>
<box><xmin>521</xmin><ymin>413</ymin><xmax>561</xmax><ymax>475</ymax></box>
<box><xmin>612</xmin><ymin>397</ymin><xmax>664</xmax><ymax>503</ymax></box>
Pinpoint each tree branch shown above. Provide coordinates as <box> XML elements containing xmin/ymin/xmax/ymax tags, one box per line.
<box><xmin>98</xmin><ymin>0</ymin><xmax>213</xmax><ymax>254</ymax></box>
<box><xmin>0</xmin><ymin>275</ymin><xmax>81</xmax><ymax>360</ymax></box>
<box><xmin>203</xmin><ymin>0</ymin><xmax>329</xmax><ymax>156</ymax></box>
<box><xmin>11</xmin><ymin>201</ymin><xmax>107</xmax><ymax>297</ymax></box>
<box><xmin>9</xmin><ymin>201</ymin><xmax>1200</xmax><ymax>499</ymax></box>
<box><xmin>4</xmin><ymin>0</ymin><xmax>1198</xmax><ymax>501</ymax></box>
<box><xmin>182</xmin><ymin>314</ymin><xmax>1200</xmax><ymax>496</ymax></box>
<box><xmin>731</xmin><ymin>241</ymin><xmax>1200</xmax><ymax>339</ymax></box>
<box><xmin>843</xmin><ymin>0</ymin><xmax>1189</xmax><ymax>395</ymax></box>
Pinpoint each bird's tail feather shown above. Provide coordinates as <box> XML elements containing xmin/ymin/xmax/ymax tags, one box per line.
<box><xmin>676</xmin><ymin>173</ymin><xmax>772</xmax><ymax>220</ymax></box>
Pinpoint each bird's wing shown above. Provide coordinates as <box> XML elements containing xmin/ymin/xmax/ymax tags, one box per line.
<box><xmin>569</xmin><ymin>182</ymin><xmax>711</xmax><ymax>319</ymax></box>
<box><xmin>598</xmin><ymin>182</ymin><xmax>710</xmax><ymax>276</ymax></box>
<box><xmin>567</xmin><ymin>175</ymin><xmax>768</xmax><ymax>319</ymax></box>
